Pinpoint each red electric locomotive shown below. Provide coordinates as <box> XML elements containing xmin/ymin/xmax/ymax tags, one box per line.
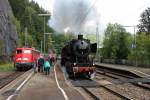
<box><xmin>14</xmin><ymin>47</ymin><xmax>40</xmax><ymax>71</ymax></box>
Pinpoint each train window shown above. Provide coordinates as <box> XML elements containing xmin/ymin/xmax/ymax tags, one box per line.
<box><xmin>23</xmin><ymin>50</ymin><xmax>31</xmax><ymax>54</ymax></box>
<box><xmin>16</xmin><ymin>50</ymin><xmax>22</xmax><ymax>54</ymax></box>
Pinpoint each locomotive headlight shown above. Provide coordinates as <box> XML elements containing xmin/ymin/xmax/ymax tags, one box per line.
<box><xmin>22</xmin><ymin>58</ymin><xmax>29</xmax><ymax>61</ymax></box>
<box><xmin>17</xmin><ymin>58</ymin><xmax>21</xmax><ymax>60</ymax></box>
<box><xmin>73</xmin><ymin>63</ymin><xmax>77</xmax><ymax>66</ymax></box>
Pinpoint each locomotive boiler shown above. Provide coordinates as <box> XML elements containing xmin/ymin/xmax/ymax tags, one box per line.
<box><xmin>61</xmin><ymin>34</ymin><xmax>97</xmax><ymax>78</ymax></box>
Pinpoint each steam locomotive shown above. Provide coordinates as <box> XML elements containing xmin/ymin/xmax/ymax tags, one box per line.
<box><xmin>61</xmin><ymin>34</ymin><xmax>97</xmax><ymax>78</ymax></box>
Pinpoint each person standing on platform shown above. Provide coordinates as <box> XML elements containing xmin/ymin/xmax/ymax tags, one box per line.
<box><xmin>37</xmin><ymin>54</ymin><xmax>45</xmax><ymax>73</ymax></box>
<box><xmin>49</xmin><ymin>50</ymin><xmax>57</xmax><ymax>66</ymax></box>
<box><xmin>33</xmin><ymin>62</ymin><xmax>37</xmax><ymax>73</ymax></box>
<box><xmin>43</xmin><ymin>59</ymin><xmax>51</xmax><ymax>75</ymax></box>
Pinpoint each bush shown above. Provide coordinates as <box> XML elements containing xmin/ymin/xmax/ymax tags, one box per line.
<box><xmin>0</xmin><ymin>63</ymin><xmax>14</xmax><ymax>72</ymax></box>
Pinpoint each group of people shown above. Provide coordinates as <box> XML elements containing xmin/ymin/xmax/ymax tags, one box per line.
<box><xmin>33</xmin><ymin>50</ymin><xmax>57</xmax><ymax>75</ymax></box>
<box><xmin>34</xmin><ymin>54</ymin><xmax>54</xmax><ymax>75</ymax></box>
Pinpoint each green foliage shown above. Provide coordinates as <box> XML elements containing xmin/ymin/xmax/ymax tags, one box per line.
<box><xmin>0</xmin><ymin>39</ymin><xmax>4</xmax><ymax>55</ymax></box>
<box><xmin>46</xmin><ymin>34</ymin><xmax>53</xmax><ymax>53</ymax></box>
<box><xmin>0</xmin><ymin>63</ymin><xmax>14</xmax><ymax>72</ymax></box>
<box><xmin>128</xmin><ymin>33</ymin><xmax>150</xmax><ymax>65</ymax></box>
<box><xmin>9</xmin><ymin>0</ymin><xmax>54</xmax><ymax>49</ymax></box>
<box><xmin>101</xmin><ymin>23</ymin><xmax>130</xmax><ymax>59</ymax></box>
<box><xmin>85</xmin><ymin>34</ymin><xmax>96</xmax><ymax>43</ymax></box>
<box><xmin>138</xmin><ymin>8</ymin><xmax>150</xmax><ymax>34</ymax></box>
<box><xmin>14</xmin><ymin>18</ymin><xmax>21</xmax><ymax>33</ymax></box>
<box><xmin>129</xmin><ymin>7</ymin><xmax>150</xmax><ymax>66</ymax></box>
<box><xmin>51</xmin><ymin>32</ymin><xmax>75</xmax><ymax>54</ymax></box>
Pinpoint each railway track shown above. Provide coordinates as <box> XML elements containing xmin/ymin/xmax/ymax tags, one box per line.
<box><xmin>72</xmin><ymin>78</ymin><xmax>150</xmax><ymax>100</ymax></box>
<box><xmin>0</xmin><ymin>71</ymin><xmax>24</xmax><ymax>89</ymax></box>
<box><xmin>82</xmin><ymin>85</ymin><xmax>133</xmax><ymax>100</ymax></box>
<box><xmin>93</xmin><ymin>66</ymin><xmax>150</xmax><ymax>99</ymax></box>
<box><xmin>62</xmin><ymin>63</ymin><xmax>150</xmax><ymax>99</ymax></box>
<box><xmin>82</xmin><ymin>87</ymin><xmax>100</xmax><ymax>100</ymax></box>
<box><xmin>70</xmin><ymin>76</ymin><xmax>133</xmax><ymax>99</ymax></box>
<box><xmin>102</xmin><ymin>86</ymin><xmax>132</xmax><ymax>100</ymax></box>
<box><xmin>96</xmin><ymin>67</ymin><xmax>150</xmax><ymax>90</ymax></box>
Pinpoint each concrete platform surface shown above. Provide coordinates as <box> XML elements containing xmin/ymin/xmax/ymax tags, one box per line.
<box><xmin>54</xmin><ymin>63</ymin><xmax>86</xmax><ymax>100</ymax></box>
<box><xmin>15</xmin><ymin>64</ymin><xmax>86</xmax><ymax>100</ymax></box>
<box><xmin>96</xmin><ymin>63</ymin><xmax>150</xmax><ymax>78</ymax></box>
<box><xmin>16</xmin><ymin>71</ymin><xmax>64</xmax><ymax>100</ymax></box>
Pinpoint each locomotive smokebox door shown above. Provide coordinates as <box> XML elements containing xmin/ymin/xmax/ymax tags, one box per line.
<box><xmin>90</xmin><ymin>43</ymin><xmax>97</xmax><ymax>53</ymax></box>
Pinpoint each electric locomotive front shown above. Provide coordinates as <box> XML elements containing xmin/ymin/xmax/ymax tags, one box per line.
<box><xmin>14</xmin><ymin>47</ymin><xmax>40</xmax><ymax>71</ymax></box>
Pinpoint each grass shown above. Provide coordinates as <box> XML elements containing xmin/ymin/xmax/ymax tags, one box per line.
<box><xmin>0</xmin><ymin>63</ymin><xmax>15</xmax><ymax>72</ymax></box>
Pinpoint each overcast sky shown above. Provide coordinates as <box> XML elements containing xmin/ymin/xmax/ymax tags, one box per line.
<box><xmin>34</xmin><ymin>0</ymin><xmax>150</xmax><ymax>33</ymax></box>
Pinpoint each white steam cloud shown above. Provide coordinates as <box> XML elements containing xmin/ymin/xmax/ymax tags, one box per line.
<box><xmin>50</xmin><ymin>0</ymin><xmax>98</xmax><ymax>33</ymax></box>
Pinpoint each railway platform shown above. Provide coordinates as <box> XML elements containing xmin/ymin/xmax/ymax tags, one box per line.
<box><xmin>96</xmin><ymin>63</ymin><xmax>150</xmax><ymax>78</ymax></box>
<box><xmin>0</xmin><ymin>62</ymin><xmax>86</xmax><ymax>100</ymax></box>
<box><xmin>16</xmin><ymin>72</ymin><xmax>64</xmax><ymax>100</ymax></box>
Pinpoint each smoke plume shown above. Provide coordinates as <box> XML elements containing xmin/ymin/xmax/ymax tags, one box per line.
<box><xmin>50</xmin><ymin>0</ymin><xmax>97</xmax><ymax>33</ymax></box>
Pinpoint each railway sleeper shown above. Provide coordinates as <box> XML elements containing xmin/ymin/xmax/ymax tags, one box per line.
<box><xmin>103</xmin><ymin>85</ymin><xmax>133</xmax><ymax>100</ymax></box>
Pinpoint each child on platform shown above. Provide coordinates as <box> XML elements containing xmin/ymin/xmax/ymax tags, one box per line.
<box><xmin>43</xmin><ymin>59</ymin><xmax>51</xmax><ymax>75</ymax></box>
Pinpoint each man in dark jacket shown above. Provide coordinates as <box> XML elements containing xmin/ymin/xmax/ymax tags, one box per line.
<box><xmin>37</xmin><ymin>55</ymin><xmax>45</xmax><ymax>72</ymax></box>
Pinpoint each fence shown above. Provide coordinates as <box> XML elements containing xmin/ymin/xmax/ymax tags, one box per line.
<box><xmin>99</xmin><ymin>59</ymin><xmax>150</xmax><ymax>68</ymax></box>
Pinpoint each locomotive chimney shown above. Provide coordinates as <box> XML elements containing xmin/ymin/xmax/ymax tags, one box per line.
<box><xmin>78</xmin><ymin>34</ymin><xmax>83</xmax><ymax>40</ymax></box>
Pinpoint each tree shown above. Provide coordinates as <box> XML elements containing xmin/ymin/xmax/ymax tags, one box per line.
<box><xmin>0</xmin><ymin>39</ymin><xmax>4</xmax><ymax>55</ymax></box>
<box><xmin>128</xmin><ymin>32</ymin><xmax>150</xmax><ymax>66</ymax></box>
<box><xmin>101</xmin><ymin>23</ymin><xmax>130</xmax><ymax>59</ymax></box>
<box><xmin>46</xmin><ymin>34</ymin><xmax>53</xmax><ymax>53</ymax></box>
<box><xmin>138</xmin><ymin>8</ymin><xmax>150</xmax><ymax>34</ymax></box>
<box><xmin>51</xmin><ymin>32</ymin><xmax>75</xmax><ymax>54</ymax></box>
<box><xmin>9</xmin><ymin>0</ymin><xmax>54</xmax><ymax>50</ymax></box>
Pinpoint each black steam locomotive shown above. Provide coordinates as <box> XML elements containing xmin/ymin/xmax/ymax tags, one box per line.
<box><xmin>61</xmin><ymin>34</ymin><xmax>97</xmax><ymax>78</ymax></box>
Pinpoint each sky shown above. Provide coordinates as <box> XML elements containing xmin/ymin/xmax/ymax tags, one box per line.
<box><xmin>33</xmin><ymin>0</ymin><xmax>150</xmax><ymax>34</ymax></box>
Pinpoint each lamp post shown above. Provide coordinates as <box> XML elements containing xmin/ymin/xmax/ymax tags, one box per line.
<box><xmin>96</xmin><ymin>21</ymin><xmax>101</xmax><ymax>62</ymax></box>
<box><xmin>123</xmin><ymin>25</ymin><xmax>136</xmax><ymax>46</ymax></box>
<box><xmin>25</xmin><ymin>27</ymin><xmax>27</xmax><ymax>46</ymax></box>
<box><xmin>38</xmin><ymin>13</ymin><xmax>51</xmax><ymax>54</ymax></box>
<box><xmin>44</xmin><ymin>33</ymin><xmax>54</xmax><ymax>53</ymax></box>
<box><xmin>123</xmin><ymin>25</ymin><xmax>137</xmax><ymax>66</ymax></box>
<box><xmin>41</xmin><ymin>41</ymin><xmax>43</xmax><ymax>52</ymax></box>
